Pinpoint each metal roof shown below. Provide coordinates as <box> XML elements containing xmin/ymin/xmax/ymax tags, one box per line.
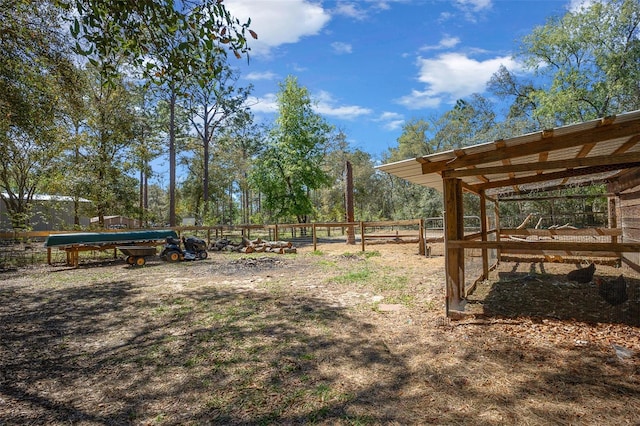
<box><xmin>376</xmin><ymin>110</ymin><xmax>640</xmax><ymax>196</ymax></box>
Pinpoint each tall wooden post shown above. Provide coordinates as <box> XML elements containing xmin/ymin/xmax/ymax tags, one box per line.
<box><xmin>494</xmin><ymin>196</ymin><xmax>501</xmax><ymax>261</ymax></box>
<box><xmin>345</xmin><ymin>161</ymin><xmax>356</xmax><ymax>244</ymax></box>
<box><xmin>480</xmin><ymin>190</ymin><xmax>489</xmax><ymax>280</ymax></box>
<box><xmin>444</xmin><ymin>178</ymin><xmax>465</xmax><ymax>312</ymax></box>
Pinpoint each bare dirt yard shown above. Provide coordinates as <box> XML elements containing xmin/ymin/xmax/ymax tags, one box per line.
<box><xmin>1</xmin><ymin>243</ymin><xmax>639</xmax><ymax>425</ymax></box>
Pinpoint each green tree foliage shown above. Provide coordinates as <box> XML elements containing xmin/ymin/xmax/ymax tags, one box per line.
<box><xmin>251</xmin><ymin>76</ymin><xmax>333</xmax><ymax>223</ymax></box>
<box><xmin>493</xmin><ymin>0</ymin><xmax>640</xmax><ymax>126</ymax></box>
<box><xmin>80</xmin><ymin>65</ymin><xmax>138</xmax><ymax>226</ymax></box>
<box><xmin>0</xmin><ymin>1</ymin><xmax>80</xmax><ymax>229</ymax></box>
<box><xmin>216</xmin><ymin>111</ymin><xmax>265</xmax><ymax>224</ymax></box>
<box><xmin>183</xmin><ymin>64</ymin><xmax>252</xmax><ymax>221</ymax></box>
<box><xmin>379</xmin><ymin>119</ymin><xmax>443</xmax><ymax>220</ymax></box>
<box><xmin>65</xmin><ymin>0</ymin><xmax>257</xmax><ymax>80</ymax></box>
<box><xmin>129</xmin><ymin>84</ymin><xmax>165</xmax><ymax>227</ymax></box>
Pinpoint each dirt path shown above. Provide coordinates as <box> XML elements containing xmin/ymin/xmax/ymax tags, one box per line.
<box><xmin>1</xmin><ymin>244</ymin><xmax>638</xmax><ymax>425</ymax></box>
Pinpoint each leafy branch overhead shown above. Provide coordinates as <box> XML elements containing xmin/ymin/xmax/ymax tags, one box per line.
<box><xmin>65</xmin><ymin>0</ymin><xmax>258</xmax><ymax>79</ymax></box>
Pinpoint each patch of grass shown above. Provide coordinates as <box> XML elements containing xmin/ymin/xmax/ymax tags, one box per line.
<box><xmin>332</xmin><ymin>267</ymin><xmax>372</xmax><ymax>285</ymax></box>
<box><xmin>373</xmin><ymin>274</ymin><xmax>409</xmax><ymax>292</ymax></box>
<box><xmin>316</xmin><ymin>259</ymin><xmax>338</xmax><ymax>269</ymax></box>
<box><xmin>360</xmin><ymin>250</ymin><xmax>381</xmax><ymax>259</ymax></box>
<box><xmin>385</xmin><ymin>294</ymin><xmax>416</xmax><ymax>307</ymax></box>
<box><xmin>311</xmin><ymin>250</ymin><xmax>324</xmax><ymax>256</ymax></box>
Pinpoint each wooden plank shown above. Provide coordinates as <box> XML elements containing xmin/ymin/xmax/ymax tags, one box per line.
<box><xmin>447</xmin><ymin>239</ymin><xmax>640</xmax><ymax>252</ymax></box>
<box><xmin>501</xmin><ymin>249</ymin><xmax>620</xmax><ymax>257</ymax></box>
<box><xmin>444</xmin><ymin>178</ymin><xmax>465</xmax><ymax>312</ymax></box>
<box><xmin>443</xmin><ymin>151</ymin><xmax>640</xmax><ymax>178</ymax></box>
<box><xmin>500</xmin><ymin>228</ymin><xmax>622</xmax><ymax>237</ymax></box>
<box><xmin>480</xmin><ymin>190</ymin><xmax>489</xmax><ymax>280</ymax></box>
<box><xmin>471</xmin><ymin>162</ymin><xmax>640</xmax><ymax>192</ymax></box>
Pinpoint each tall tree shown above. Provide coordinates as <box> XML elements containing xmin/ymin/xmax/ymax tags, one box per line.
<box><xmin>251</xmin><ymin>76</ymin><xmax>333</xmax><ymax>224</ymax></box>
<box><xmin>183</xmin><ymin>64</ymin><xmax>252</xmax><ymax>222</ymax></box>
<box><xmin>80</xmin><ymin>65</ymin><xmax>138</xmax><ymax>226</ymax></box>
<box><xmin>66</xmin><ymin>0</ymin><xmax>257</xmax><ymax>226</ymax></box>
<box><xmin>130</xmin><ymin>84</ymin><xmax>164</xmax><ymax>227</ymax></box>
<box><xmin>216</xmin><ymin>111</ymin><xmax>264</xmax><ymax>224</ymax></box>
<box><xmin>0</xmin><ymin>0</ymin><xmax>79</xmax><ymax>229</ymax></box>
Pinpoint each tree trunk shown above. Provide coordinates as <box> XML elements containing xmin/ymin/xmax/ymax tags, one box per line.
<box><xmin>203</xmin><ymin>106</ymin><xmax>210</xmax><ymax>220</ymax></box>
<box><xmin>169</xmin><ymin>88</ymin><xmax>177</xmax><ymax>227</ymax></box>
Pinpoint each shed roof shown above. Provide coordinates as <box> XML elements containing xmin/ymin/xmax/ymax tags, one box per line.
<box><xmin>376</xmin><ymin>109</ymin><xmax>640</xmax><ymax>196</ymax></box>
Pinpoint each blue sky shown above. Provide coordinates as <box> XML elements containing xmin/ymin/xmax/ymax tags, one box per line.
<box><xmin>224</xmin><ymin>0</ymin><xmax>590</xmax><ymax>159</ymax></box>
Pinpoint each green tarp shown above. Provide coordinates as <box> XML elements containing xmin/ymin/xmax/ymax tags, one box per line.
<box><xmin>44</xmin><ymin>230</ymin><xmax>178</xmax><ymax>248</ymax></box>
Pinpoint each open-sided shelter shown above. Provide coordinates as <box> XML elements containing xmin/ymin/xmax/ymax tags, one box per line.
<box><xmin>377</xmin><ymin>109</ymin><xmax>640</xmax><ymax>316</ymax></box>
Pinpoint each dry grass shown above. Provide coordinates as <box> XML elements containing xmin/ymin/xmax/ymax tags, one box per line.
<box><xmin>1</xmin><ymin>244</ymin><xmax>639</xmax><ymax>425</ymax></box>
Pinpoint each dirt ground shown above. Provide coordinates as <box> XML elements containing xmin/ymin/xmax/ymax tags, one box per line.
<box><xmin>1</xmin><ymin>242</ymin><xmax>639</xmax><ymax>425</ymax></box>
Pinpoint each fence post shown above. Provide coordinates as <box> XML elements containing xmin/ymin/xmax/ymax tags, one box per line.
<box><xmin>312</xmin><ymin>223</ymin><xmax>317</xmax><ymax>251</ymax></box>
<box><xmin>360</xmin><ymin>221</ymin><xmax>365</xmax><ymax>252</ymax></box>
<box><xmin>419</xmin><ymin>218</ymin><xmax>425</xmax><ymax>256</ymax></box>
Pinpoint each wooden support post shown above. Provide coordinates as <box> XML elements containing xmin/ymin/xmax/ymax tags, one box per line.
<box><xmin>444</xmin><ymin>178</ymin><xmax>465</xmax><ymax>313</ymax></box>
<box><xmin>274</xmin><ymin>224</ymin><xmax>279</xmax><ymax>242</ymax></box>
<box><xmin>494</xmin><ymin>196</ymin><xmax>501</xmax><ymax>261</ymax></box>
<box><xmin>480</xmin><ymin>190</ymin><xmax>489</xmax><ymax>280</ymax></box>
<box><xmin>47</xmin><ymin>247</ymin><xmax>52</xmax><ymax>265</ymax></box>
<box><xmin>345</xmin><ymin>161</ymin><xmax>356</xmax><ymax>245</ymax></box>
<box><xmin>360</xmin><ymin>221</ymin><xmax>365</xmax><ymax>252</ymax></box>
<box><xmin>419</xmin><ymin>218</ymin><xmax>425</xmax><ymax>256</ymax></box>
<box><xmin>312</xmin><ymin>223</ymin><xmax>317</xmax><ymax>252</ymax></box>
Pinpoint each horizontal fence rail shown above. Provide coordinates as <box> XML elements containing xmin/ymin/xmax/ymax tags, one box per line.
<box><xmin>0</xmin><ymin>219</ymin><xmax>440</xmax><ymax>267</ymax></box>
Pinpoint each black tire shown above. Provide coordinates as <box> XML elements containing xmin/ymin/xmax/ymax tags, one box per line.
<box><xmin>166</xmin><ymin>250</ymin><xmax>181</xmax><ymax>262</ymax></box>
<box><xmin>198</xmin><ymin>250</ymin><xmax>208</xmax><ymax>260</ymax></box>
<box><xmin>126</xmin><ymin>256</ymin><xmax>135</xmax><ymax>265</ymax></box>
<box><xmin>135</xmin><ymin>257</ymin><xmax>146</xmax><ymax>266</ymax></box>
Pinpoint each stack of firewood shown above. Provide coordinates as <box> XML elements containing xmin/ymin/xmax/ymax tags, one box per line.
<box><xmin>209</xmin><ymin>237</ymin><xmax>297</xmax><ymax>254</ymax></box>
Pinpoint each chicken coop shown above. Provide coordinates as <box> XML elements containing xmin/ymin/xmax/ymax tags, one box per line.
<box><xmin>378</xmin><ymin>110</ymin><xmax>640</xmax><ymax>322</ymax></box>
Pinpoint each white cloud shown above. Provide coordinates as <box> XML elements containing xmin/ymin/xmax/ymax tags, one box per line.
<box><xmin>225</xmin><ymin>0</ymin><xmax>331</xmax><ymax>56</ymax></box>
<box><xmin>374</xmin><ymin>112</ymin><xmax>405</xmax><ymax>131</ymax></box>
<box><xmin>438</xmin><ymin>12</ymin><xmax>453</xmax><ymax>22</ymax></box>
<box><xmin>567</xmin><ymin>0</ymin><xmax>597</xmax><ymax>12</ymax></box>
<box><xmin>247</xmin><ymin>94</ymin><xmax>278</xmax><ymax>113</ymax></box>
<box><xmin>244</xmin><ymin>71</ymin><xmax>278</xmax><ymax>81</ymax></box>
<box><xmin>313</xmin><ymin>90</ymin><xmax>372</xmax><ymax>119</ymax></box>
<box><xmin>419</xmin><ymin>36</ymin><xmax>461</xmax><ymax>51</ymax></box>
<box><xmin>455</xmin><ymin>0</ymin><xmax>492</xmax><ymax>12</ymax></box>
<box><xmin>248</xmin><ymin>90</ymin><xmax>372</xmax><ymax>120</ymax></box>
<box><xmin>397</xmin><ymin>53</ymin><xmax>521</xmax><ymax>110</ymax></box>
<box><xmin>331</xmin><ymin>42</ymin><xmax>353</xmax><ymax>54</ymax></box>
<box><xmin>333</xmin><ymin>2</ymin><xmax>368</xmax><ymax>20</ymax></box>
<box><xmin>453</xmin><ymin>0</ymin><xmax>492</xmax><ymax>22</ymax></box>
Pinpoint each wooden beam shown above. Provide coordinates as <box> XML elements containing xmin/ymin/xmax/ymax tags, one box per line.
<box><xmin>443</xmin><ymin>151</ymin><xmax>640</xmax><ymax>178</ymax></box>
<box><xmin>479</xmin><ymin>190</ymin><xmax>489</xmax><ymax>281</ymax></box>
<box><xmin>607</xmin><ymin>167</ymin><xmax>640</xmax><ymax>193</ymax></box>
<box><xmin>612</xmin><ymin>134</ymin><xmax>640</xmax><ymax>154</ymax></box>
<box><xmin>472</xmin><ymin>162</ymin><xmax>640</xmax><ymax>192</ymax></box>
<box><xmin>444</xmin><ymin>178</ymin><xmax>465</xmax><ymax>312</ymax></box>
<box><xmin>499</xmin><ymin>194</ymin><xmax>609</xmax><ymax>202</ymax></box>
<box><xmin>490</xmin><ymin>178</ymin><xmax>612</xmax><ymax>198</ymax></box>
<box><xmin>421</xmin><ymin>117</ymin><xmax>640</xmax><ymax>174</ymax></box>
<box><xmin>447</xmin><ymin>239</ymin><xmax>640</xmax><ymax>252</ymax></box>
<box><xmin>501</xmin><ymin>227</ymin><xmax>622</xmax><ymax>237</ymax></box>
